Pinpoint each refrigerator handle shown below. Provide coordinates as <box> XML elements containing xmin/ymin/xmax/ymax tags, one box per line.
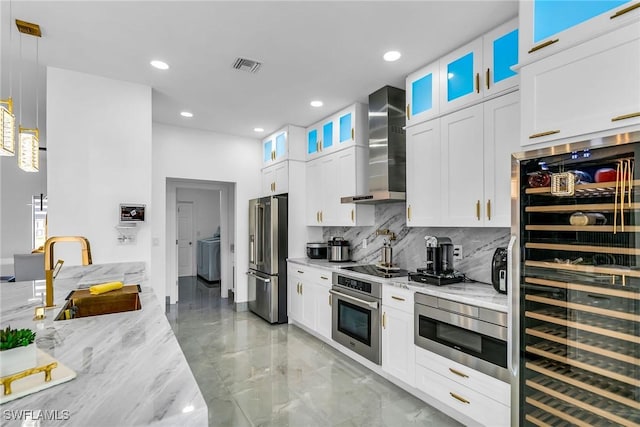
<box><xmin>507</xmin><ymin>234</ymin><xmax>518</xmax><ymax>375</ymax></box>
<box><xmin>257</xmin><ymin>203</ymin><xmax>264</xmax><ymax>265</ymax></box>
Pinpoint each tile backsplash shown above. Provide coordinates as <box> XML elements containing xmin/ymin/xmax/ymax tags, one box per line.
<box><xmin>323</xmin><ymin>203</ymin><xmax>510</xmax><ymax>284</ymax></box>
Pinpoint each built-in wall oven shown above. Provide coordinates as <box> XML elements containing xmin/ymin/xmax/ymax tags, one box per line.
<box><xmin>330</xmin><ymin>272</ymin><xmax>381</xmax><ymax>364</ymax></box>
<box><xmin>414</xmin><ymin>292</ymin><xmax>509</xmax><ymax>382</ymax></box>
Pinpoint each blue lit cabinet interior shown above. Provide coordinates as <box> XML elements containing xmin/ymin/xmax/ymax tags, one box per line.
<box><xmin>483</xmin><ymin>18</ymin><xmax>519</xmax><ymax>96</ymax></box>
<box><xmin>439</xmin><ymin>38</ymin><xmax>483</xmax><ymax>114</ymax></box>
<box><xmin>307</xmin><ymin>127</ymin><xmax>319</xmax><ymax>157</ymax></box>
<box><xmin>406</xmin><ymin>60</ymin><xmax>439</xmax><ymax>126</ymax></box>
<box><xmin>519</xmin><ymin>0</ymin><xmax>636</xmax><ymax>61</ymax></box>
<box><xmin>263</xmin><ymin>132</ymin><xmax>287</xmax><ymax>165</ymax></box>
<box><xmin>306</xmin><ymin>103</ymin><xmax>367</xmax><ymax>160</ymax></box>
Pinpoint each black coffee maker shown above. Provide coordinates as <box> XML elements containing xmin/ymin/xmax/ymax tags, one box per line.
<box><xmin>424</xmin><ymin>236</ymin><xmax>454</xmax><ymax>275</ymax></box>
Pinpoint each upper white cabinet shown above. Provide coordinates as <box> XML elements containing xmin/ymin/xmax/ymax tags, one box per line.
<box><xmin>262</xmin><ymin>125</ymin><xmax>305</xmax><ymax>167</ymax></box>
<box><xmin>261</xmin><ymin>162</ymin><xmax>289</xmax><ymax>195</ymax></box>
<box><xmin>406</xmin><ymin>120</ymin><xmax>442</xmax><ymax>226</ymax></box>
<box><xmin>440</xmin><ymin>18</ymin><xmax>519</xmax><ymax>115</ymax></box>
<box><xmin>406</xmin><ymin>60</ymin><xmax>440</xmax><ymax>126</ymax></box>
<box><xmin>306</xmin><ymin>146</ymin><xmax>374</xmax><ymax>226</ymax></box>
<box><xmin>406</xmin><ymin>19</ymin><xmax>519</xmax><ymax>127</ymax></box>
<box><xmin>407</xmin><ymin>92</ymin><xmax>519</xmax><ymax>228</ymax></box>
<box><xmin>519</xmin><ymin>0</ymin><xmax>638</xmax><ymax>63</ymax></box>
<box><xmin>521</xmin><ymin>22</ymin><xmax>640</xmax><ymax>146</ymax></box>
<box><xmin>306</xmin><ymin>103</ymin><xmax>368</xmax><ymax>160</ymax></box>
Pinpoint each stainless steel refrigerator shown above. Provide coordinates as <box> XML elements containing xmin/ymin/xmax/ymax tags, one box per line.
<box><xmin>248</xmin><ymin>195</ymin><xmax>288</xmax><ymax>324</ymax></box>
<box><xmin>509</xmin><ymin>132</ymin><xmax>639</xmax><ymax>426</ymax></box>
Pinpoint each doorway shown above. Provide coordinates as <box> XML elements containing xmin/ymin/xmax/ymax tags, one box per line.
<box><xmin>166</xmin><ymin>179</ymin><xmax>235</xmax><ymax>304</ymax></box>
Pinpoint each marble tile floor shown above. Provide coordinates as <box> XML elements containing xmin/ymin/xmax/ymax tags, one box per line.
<box><xmin>166</xmin><ymin>276</ymin><xmax>462</xmax><ymax>427</ymax></box>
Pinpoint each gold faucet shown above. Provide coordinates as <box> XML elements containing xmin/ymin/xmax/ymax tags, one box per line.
<box><xmin>44</xmin><ymin>236</ymin><xmax>92</xmax><ymax>308</ymax></box>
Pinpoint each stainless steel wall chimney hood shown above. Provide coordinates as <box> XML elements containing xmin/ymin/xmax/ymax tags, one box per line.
<box><xmin>341</xmin><ymin>86</ymin><xmax>406</xmax><ymax>204</ymax></box>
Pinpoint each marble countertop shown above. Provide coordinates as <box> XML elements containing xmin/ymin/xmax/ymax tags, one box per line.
<box><xmin>0</xmin><ymin>262</ymin><xmax>207</xmax><ymax>426</ymax></box>
<box><xmin>287</xmin><ymin>258</ymin><xmax>508</xmax><ymax>312</ymax></box>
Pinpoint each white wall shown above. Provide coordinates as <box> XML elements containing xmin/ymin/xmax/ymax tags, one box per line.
<box><xmin>177</xmin><ymin>188</ymin><xmax>221</xmax><ymax>240</ymax></box>
<box><xmin>152</xmin><ymin>123</ymin><xmax>261</xmax><ymax>304</ymax></box>
<box><xmin>46</xmin><ymin>67</ymin><xmax>152</xmax><ymax>268</ymax></box>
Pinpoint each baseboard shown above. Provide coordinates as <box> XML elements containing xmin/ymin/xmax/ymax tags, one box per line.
<box><xmin>234</xmin><ymin>302</ymin><xmax>248</xmax><ymax>312</ymax></box>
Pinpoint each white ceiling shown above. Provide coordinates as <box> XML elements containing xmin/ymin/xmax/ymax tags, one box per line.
<box><xmin>0</xmin><ymin>1</ymin><xmax>518</xmax><ymax>143</ymax></box>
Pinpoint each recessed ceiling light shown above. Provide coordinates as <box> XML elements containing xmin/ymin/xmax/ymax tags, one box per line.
<box><xmin>180</xmin><ymin>111</ymin><xmax>193</xmax><ymax>118</ymax></box>
<box><xmin>150</xmin><ymin>60</ymin><xmax>169</xmax><ymax>70</ymax></box>
<box><xmin>310</xmin><ymin>100</ymin><xmax>323</xmax><ymax>108</ymax></box>
<box><xmin>254</xmin><ymin>127</ymin><xmax>264</xmax><ymax>132</ymax></box>
<box><xmin>383</xmin><ymin>51</ymin><xmax>401</xmax><ymax>62</ymax></box>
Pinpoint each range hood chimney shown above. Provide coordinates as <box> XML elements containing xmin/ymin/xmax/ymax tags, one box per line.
<box><xmin>341</xmin><ymin>85</ymin><xmax>406</xmax><ymax>204</ymax></box>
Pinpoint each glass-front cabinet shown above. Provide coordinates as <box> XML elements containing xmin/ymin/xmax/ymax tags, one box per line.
<box><xmin>406</xmin><ymin>60</ymin><xmax>440</xmax><ymax>127</ymax></box>
<box><xmin>519</xmin><ymin>0</ymin><xmax>637</xmax><ymax>62</ymax></box>
<box><xmin>483</xmin><ymin>19</ymin><xmax>519</xmax><ymax>96</ymax></box>
<box><xmin>305</xmin><ymin>103</ymin><xmax>367</xmax><ymax>161</ymax></box>
<box><xmin>517</xmin><ymin>142</ymin><xmax>639</xmax><ymax>425</ymax></box>
<box><xmin>440</xmin><ymin>38</ymin><xmax>483</xmax><ymax>114</ymax></box>
<box><xmin>263</xmin><ymin>125</ymin><xmax>305</xmax><ymax>167</ymax></box>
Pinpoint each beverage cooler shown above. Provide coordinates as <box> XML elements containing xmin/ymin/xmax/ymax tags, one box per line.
<box><xmin>509</xmin><ymin>133</ymin><xmax>639</xmax><ymax>426</ymax></box>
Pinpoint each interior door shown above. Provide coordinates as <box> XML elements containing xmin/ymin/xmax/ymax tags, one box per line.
<box><xmin>177</xmin><ymin>202</ymin><xmax>194</xmax><ymax>277</ymax></box>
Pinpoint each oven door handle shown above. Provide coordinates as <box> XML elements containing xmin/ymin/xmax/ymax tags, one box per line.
<box><xmin>329</xmin><ymin>289</ymin><xmax>378</xmax><ymax>309</ymax></box>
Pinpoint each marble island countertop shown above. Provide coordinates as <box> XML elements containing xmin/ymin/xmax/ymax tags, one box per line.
<box><xmin>288</xmin><ymin>258</ymin><xmax>508</xmax><ymax>312</ymax></box>
<box><xmin>0</xmin><ymin>262</ymin><xmax>207</xmax><ymax>426</ymax></box>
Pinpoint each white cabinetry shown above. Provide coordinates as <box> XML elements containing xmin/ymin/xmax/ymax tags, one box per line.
<box><xmin>407</xmin><ymin>92</ymin><xmax>518</xmax><ymax>227</ymax></box>
<box><xmin>521</xmin><ymin>22</ymin><xmax>640</xmax><ymax>147</ymax></box>
<box><xmin>261</xmin><ymin>161</ymin><xmax>289</xmax><ymax>195</ymax></box>
<box><xmin>286</xmin><ymin>264</ymin><xmax>332</xmax><ymax>339</ymax></box>
<box><xmin>306</xmin><ymin>103</ymin><xmax>368</xmax><ymax>161</ymax></box>
<box><xmin>260</xmin><ymin>125</ymin><xmax>305</xmax><ymax>197</ymax></box>
<box><xmin>306</xmin><ymin>146</ymin><xmax>374</xmax><ymax>226</ymax></box>
<box><xmin>406</xmin><ymin>60</ymin><xmax>440</xmax><ymax>126</ymax></box>
<box><xmin>406</xmin><ymin>119</ymin><xmax>441</xmax><ymax>226</ymax></box>
<box><xmin>519</xmin><ymin>0</ymin><xmax>638</xmax><ymax>64</ymax></box>
<box><xmin>381</xmin><ymin>286</ymin><xmax>415</xmax><ymax>387</ymax></box>
<box><xmin>415</xmin><ymin>346</ymin><xmax>510</xmax><ymax>427</ymax></box>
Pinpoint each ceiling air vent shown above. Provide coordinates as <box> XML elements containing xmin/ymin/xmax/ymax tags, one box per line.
<box><xmin>232</xmin><ymin>57</ymin><xmax>262</xmax><ymax>73</ymax></box>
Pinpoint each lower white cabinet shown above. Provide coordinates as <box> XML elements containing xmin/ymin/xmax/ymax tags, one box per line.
<box><xmin>521</xmin><ymin>22</ymin><xmax>640</xmax><ymax>147</ymax></box>
<box><xmin>286</xmin><ymin>264</ymin><xmax>332</xmax><ymax>339</ymax></box>
<box><xmin>381</xmin><ymin>286</ymin><xmax>415</xmax><ymax>386</ymax></box>
<box><xmin>415</xmin><ymin>346</ymin><xmax>509</xmax><ymax>427</ymax></box>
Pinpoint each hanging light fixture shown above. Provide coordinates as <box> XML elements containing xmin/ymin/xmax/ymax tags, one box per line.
<box><xmin>1</xmin><ymin>2</ymin><xmax>16</xmax><ymax>156</ymax></box>
<box><xmin>0</xmin><ymin>98</ymin><xmax>15</xmax><ymax>156</ymax></box>
<box><xmin>16</xmin><ymin>18</ymin><xmax>41</xmax><ymax>172</ymax></box>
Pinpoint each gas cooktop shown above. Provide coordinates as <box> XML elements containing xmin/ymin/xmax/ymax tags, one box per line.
<box><xmin>341</xmin><ymin>264</ymin><xmax>409</xmax><ymax>279</ymax></box>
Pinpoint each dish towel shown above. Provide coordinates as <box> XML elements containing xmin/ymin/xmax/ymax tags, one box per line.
<box><xmin>89</xmin><ymin>281</ymin><xmax>124</xmax><ymax>295</ymax></box>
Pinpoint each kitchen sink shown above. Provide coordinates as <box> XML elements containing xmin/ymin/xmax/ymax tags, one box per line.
<box><xmin>54</xmin><ymin>285</ymin><xmax>142</xmax><ymax>321</ymax></box>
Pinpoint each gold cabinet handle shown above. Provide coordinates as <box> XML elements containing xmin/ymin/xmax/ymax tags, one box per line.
<box><xmin>329</xmin><ymin>294</ymin><xmax>332</xmax><ymax>306</ymax></box>
<box><xmin>406</xmin><ymin>104</ymin><xmax>411</xmax><ymax>120</ymax></box>
<box><xmin>351</xmin><ymin>128</ymin><xmax>355</xmax><ymax>141</ymax></box>
<box><xmin>528</xmin><ymin>38</ymin><xmax>559</xmax><ymax>54</ymax></box>
<box><xmin>449</xmin><ymin>392</ymin><xmax>470</xmax><ymax>404</ymax></box>
<box><xmin>529</xmin><ymin>130</ymin><xmax>560</xmax><ymax>139</ymax></box>
<box><xmin>351</xmin><ymin>208</ymin><xmax>355</xmax><ymax>223</ymax></box>
<box><xmin>487</xmin><ymin>199</ymin><xmax>491</xmax><ymax>221</ymax></box>
<box><xmin>407</xmin><ymin>205</ymin><xmax>412</xmax><ymax>221</ymax></box>
<box><xmin>297</xmin><ymin>283</ymin><xmax>300</xmax><ymax>294</ymax></box>
<box><xmin>486</xmin><ymin>68</ymin><xmax>490</xmax><ymax>90</ymax></box>
<box><xmin>320</xmin><ymin>211</ymin><xmax>323</xmax><ymax>222</ymax></box>
<box><xmin>391</xmin><ymin>296</ymin><xmax>405</xmax><ymax>301</ymax></box>
<box><xmin>611</xmin><ymin>2</ymin><xmax>640</xmax><ymax>19</ymax></box>
<box><xmin>382</xmin><ymin>312</ymin><xmax>386</xmax><ymax>329</ymax></box>
<box><xmin>297</xmin><ymin>270</ymin><xmax>304</xmax><ymax>274</ymax></box>
<box><xmin>476</xmin><ymin>200</ymin><xmax>481</xmax><ymax>220</ymax></box>
<box><xmin>475</xmin><ymin>73</ymin><xmax>480</xmax><ymax>94</ymax></box>
<box><xmin>273</xmin><ymin>182</ymin><xmax>276</xmax><ymax>192</ymax></box>
<box><xmin>449</xmin><ymin>368</ymin><xmax>469</xmax><ymax>378</ymax></box>
<box><xmin>320</xmin><ymin>276</ymin><xmax>328</xmax><ymax>280</ymax></box>
<box><xmin>612</xmin><ymin>112</ymin><xmax>640</xmax><ymax>122</ymax></box>
<box><xmin>300</xmin><ymin>283</ymin><xmax>303</xmax><ymax>294</ymax></box>
<box><xmin>316</xmin><ymin>211</ymin><xmax>320</xmax><ymax>223</ymax></box>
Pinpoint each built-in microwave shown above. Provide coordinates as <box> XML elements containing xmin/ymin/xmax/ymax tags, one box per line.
<box><xmin>414</xmin><ymin>293</ymin><xmax>509</xmax><ymax>382</ymax></box>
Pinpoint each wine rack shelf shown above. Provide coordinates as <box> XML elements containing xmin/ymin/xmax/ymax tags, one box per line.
<box><xmin>525</xmin><ymin>242</ymin><xmax>640</xmax><ymax>256</ymax></box>
<box><xmin>525</xmin><ymin>225</ymin><xmax>640</xmax><ymax>232</ymax></box>
<box><xmin>525</xmin><ymin>202</ymin><xmax>640</xmax><ymax>213</ymax></box>
<box><xmin>525</xmin><ymin>260</ymin><xmax>640</xmax><ymax>278</ymax></box>
<box><xmin>524</xmin><ymin>277</ymin><xmax>640</xmax><ymax>300</ymax></box>
<box><xmin>525</xmin><ymin>179</ymin><xmax>640</xmax><ymax>196</ymax></box>
<box><xmin>525</xmin><ymin>294</ymin><xmax>640</xmax><ymax>321</ymax></box>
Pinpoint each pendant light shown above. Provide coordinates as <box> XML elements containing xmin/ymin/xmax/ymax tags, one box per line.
<box><xmin>16</xmin><ymin>19</ymin><xmax>41</xmax><ymax>172</ymax></box>
<box><xmin>0</xmin><ymin>2</ymin><xmax>16</xmax><ymax>156</ymax></box>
